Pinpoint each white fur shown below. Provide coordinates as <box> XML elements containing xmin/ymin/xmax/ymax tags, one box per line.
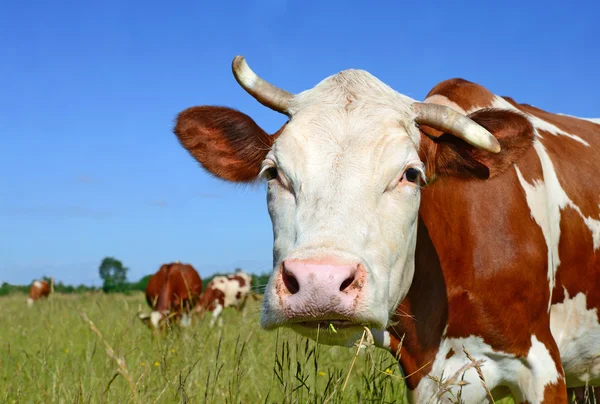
<box><xmin>27</xmin><ymin>297</ymin><xmax>34</xmax><ymax>307</ymax></box>
<box><xmin>423</xmin><ymin>94</ymin><xmax>468</xmax><ymax>115</ymax></box>
<box><xmin>210</xmin><ymin>304</ymin><xmax>223</xmax><ymax>328</ymax></box>
<box><xmin>550</xmin><ymin>291</ymin><xmax>600</xmax><ymax>386</ymax></box>
<box><xmin>211</xmin><ymin>272</ymin><xmax>252</xmax><ymax>309</ymax></box>
<box><xmin>557</xmin><ymin>113</ymin><xmax>600</xmax><ymax>125</ymax></box>
<box><xmin>261</xmin><ymin>69</ymin><xmax>424</xmax><ymax>341</ymax></box>
<box><xmin>414</xmin><ymin>335</ymin><xmax>560</xmax><ymax>403</ymax></box>
<box><xmin>33</xmin><ymin>281</ymin><xmax>42</xmax><ymax>289</ymax></box>
<box><xmin>150</xmin><ymin>311</ymin><xmax>162</xmax><ymax>328</ymax></box>
<box><xmin>515</xmin><ymin>139</ymin><xmax>600</xmax><ymax>310</ymax></box>
<box><xmin>493</xmin><ymin>96</ymin><xmax>589</xmax><ymax>146</ymax></box>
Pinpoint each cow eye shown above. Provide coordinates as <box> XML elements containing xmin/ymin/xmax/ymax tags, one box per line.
<box><xmin>402</xmin><ymin>168</ymin><xmax>421</xmax><ymax>184</ymax></box>
<box><xmin>265</xmin><ymin>167</ymin><xmax>278</xmax><ymax>181</ymax></box>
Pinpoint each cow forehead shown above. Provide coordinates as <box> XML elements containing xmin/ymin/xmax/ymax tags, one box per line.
<box><xmin>272</xmin><ymin>69</ymin><xmax>421</xmax><ymax>172</ymax></box>
<box><xmin>288</xmin><ymin>69</ymin><xmax>416</xmax><ymax>115</ymax></box>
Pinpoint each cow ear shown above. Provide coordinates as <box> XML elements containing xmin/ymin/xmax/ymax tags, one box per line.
<box><xmin>423</xmin><ymin>108</ymin><xmax>534</xmax><ymax>180</ymax></box>
<box><xmin>173</xmin><ymin>106</ymin><xmax>283</xmax><ymax>182</ymax></box>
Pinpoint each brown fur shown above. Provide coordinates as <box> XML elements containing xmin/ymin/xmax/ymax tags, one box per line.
<box><xmin>145</xmin><ymin>262</ymin><xmax>203</xmax><ymax>322</ymax></box>
<box><xmin>173</xmin><ymin>106</ymin><xmax>285</xmax><ymax>182</ymax></box>
<box><xmin>28</xmin><ymin>280</ymin><xmax>51</xmax><ymax>302</ymax></box>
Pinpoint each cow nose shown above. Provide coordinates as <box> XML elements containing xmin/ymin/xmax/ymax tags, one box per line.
<box><xmin>281</xmin><ymin>259</ymin><xmax>359</xmax><ymax>295</ymax></box>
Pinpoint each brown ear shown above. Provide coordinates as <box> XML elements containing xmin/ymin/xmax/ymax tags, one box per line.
<box><xmin>173</xmin><ymin>106</ymin><xmax>283</xmax><ymax>182</ymax></box>
<box><xmin>422</xmin><ymin>108</ymin><xmax>534</xmax><ymax>180</ymax></box>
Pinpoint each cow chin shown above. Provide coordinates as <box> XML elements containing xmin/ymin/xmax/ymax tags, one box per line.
<box><xmin>260</xmin><ymin>284</ymin><xmax>391</xmax><ymax>347</ymax></box>
<box><xmin>290</xmin><ymin>322</ymin><xmax>369</xmax><ymax>347</ymax></box>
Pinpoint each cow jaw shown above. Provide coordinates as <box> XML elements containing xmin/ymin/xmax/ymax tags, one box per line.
<box><xmin>259</xmin><ymin>92</ymin><xmax>423</xmax><ymax>346</ymax></box>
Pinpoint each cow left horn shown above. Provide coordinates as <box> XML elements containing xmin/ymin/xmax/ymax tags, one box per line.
<box><xmin>413</xmin><ymin>103</ymin><xmax>501</xmax><ymax>153</ymax></box>
<box><xmin>232</xmin><ymin>56</ymin><xmax>293</xmax><ymax>116</ymax></box>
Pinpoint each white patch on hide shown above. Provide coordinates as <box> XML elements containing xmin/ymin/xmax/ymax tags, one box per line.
<box><xmin>515</xmin><ymin>141</ymin><xmax>600</xmax><ymax>308</ymax></box>
<box><xmin>557</xmin><ymin>113</ymin><xmax>600</xmax><ymax>125</ymax></box>
<box><xmin>210</xmin><ymin>304</ymin><xmax>223</xmax><ymax>328</ymax></box>
<box><xmin>423</xmin><ymin>94</ymin><xmax>468</xmax><ymax>115</ymax></box>
<box><xmin>413</xmin><ymin>335</ymin><xmax>560</xmax><ymax>403</ymax></box>
<box><xmin>550</xmin><ymin>291</ymin><xmax>600</xmax><ymax>386</ymax></box>
<box><xmin>493</xmin><ymin>96</ymin><xmax>589</xmax><ymax>146</ymax></box>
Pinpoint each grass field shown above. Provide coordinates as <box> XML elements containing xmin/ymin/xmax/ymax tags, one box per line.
<box><xmin>1</xmin><ymin>292</ymin><xmax>409</xmax><ymax>403</ymax></box>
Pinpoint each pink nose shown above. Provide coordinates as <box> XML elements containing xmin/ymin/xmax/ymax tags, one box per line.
<box><xmin>276</xmin><ymin>258</ymin><xmax>365</xmax><ymax>319</ymax></box>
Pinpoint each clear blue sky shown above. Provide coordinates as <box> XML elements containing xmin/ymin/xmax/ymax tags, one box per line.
<box><xmin>1</xmin><ymin>0</ymin><xmax>598</xmax><ymax>286</ymax></box>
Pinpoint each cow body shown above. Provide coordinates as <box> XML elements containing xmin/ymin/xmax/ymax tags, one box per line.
<box><xmin>27</xmin><ymin>279</ymin><xmax>52</xmax><ymax>306</ymax></box>
<box><xmin>173</xmin><ymin>56</ymin><xmax>600</xmax><ymax>402</ymax></box>
<box><xmin>139</xmin><ymin>262</ymin><xmax>203</xmax><ymax>329</ymax></box>
<box><xmin>195</xmin><ymin>271</ymin><xmax>252</xmax><ymax>327</ymax></box>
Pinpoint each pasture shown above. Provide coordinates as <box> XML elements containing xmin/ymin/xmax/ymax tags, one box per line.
<box><xmin>1</xmin><ymin>292</ymin><xmax>413</xmax><ymax>403</ymax></box>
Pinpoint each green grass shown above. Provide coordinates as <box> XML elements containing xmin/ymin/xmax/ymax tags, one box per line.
<box><xmin>0</xmin><ymin>292</ymin><xmax>406</xmax><ymax>403</ymax></box>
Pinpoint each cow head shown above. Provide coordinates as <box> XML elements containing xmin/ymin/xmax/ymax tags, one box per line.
<box><xmin>173</xmin><ymin>56</ymin><xmax>529</xmax><ymax>347</ymax></box>
<box><xmin>138</xmin><ymin>310</ymin><xmax>183</xmax><ymax>329</ymax></box>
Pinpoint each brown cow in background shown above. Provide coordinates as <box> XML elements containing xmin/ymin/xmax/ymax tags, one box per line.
<box><xmin>27</xmin><ymin>278</ymin><xmax>53</xmax><ymax>306</ymax></box>
<box><xmin>138</xmin><ymin>262</ymin><xmax>202</xmax><ymax>329</ymax></box>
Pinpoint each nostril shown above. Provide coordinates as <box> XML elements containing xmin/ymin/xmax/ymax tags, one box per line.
<box><xmin>282</xmin><ymin>267</ymin><xmax>300</xmax><ymax>294</ymax></box>
<box><xmin>339</xmin><ymin>275</ymin><xmax>356</xmax><ymax>292</ymax></box>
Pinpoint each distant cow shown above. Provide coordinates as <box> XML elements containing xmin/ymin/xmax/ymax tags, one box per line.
<box><xmin>27</xmin><ymin>278</ymin><xmax>53</xmax><ymax>306</ymax></box>
<box><xmin>138</xmin><ymin>262</ymin><xmax>203</xmax><ymax>329</ymax></box>
<box><xmin>195</xmin><ymin>271</ymin><xmax>253</xmax><ymax>327</ymax></box>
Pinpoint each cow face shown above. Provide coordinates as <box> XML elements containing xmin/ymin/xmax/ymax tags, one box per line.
<box><xmin>259</xmin><ymin>100</ymin><xmax>425</xmax><ymax>345</ymax></box>
<box><xmin>174</xmin><ymin>57</ymin><xmax>503</xmax><ymax>347</ymax></box>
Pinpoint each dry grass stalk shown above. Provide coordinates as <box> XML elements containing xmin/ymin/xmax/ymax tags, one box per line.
<box><xmin>81</xmin><ymin>311</ymin><xmax>142</xmax><ymax>404</ymax></box>
<box><xmin>341</xmin><ymin>329</ymin><xmax>367</xmax><ymax>392</ymax></box>
<box><xmin>462</xmin><ymin>346</ymin><xmax>494</xmax><ymax>403</ymax></box>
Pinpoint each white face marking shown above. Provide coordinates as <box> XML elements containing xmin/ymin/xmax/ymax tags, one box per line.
<box><xmin>150</xmin><ymin>311</ymin><xmax>162</xmax><ymax>328</ymax></box>
<box><xmin>27</xmin><ymin>297</ymin><xmax>34</xmax><ymax>307</ymax></box>
<box><xmin>550</xmin><ymin>291</ymin><xmax>600</xmax><ymax>386</ymax></box>
<box><xmin>261</xmin><ymin>70</ymin><xmax>425</xmax><ymax>344</ymax></box>
<box><xmin>414</xmin><ymin>335</ymin><xmax>560</xmax><ymax>403</ymax></box>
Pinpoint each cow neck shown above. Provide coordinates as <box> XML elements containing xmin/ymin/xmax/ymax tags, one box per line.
<box><xmin>388</xmin><ymin>211</ymin><xmax>449</xmax><ymax>390</ymax></box>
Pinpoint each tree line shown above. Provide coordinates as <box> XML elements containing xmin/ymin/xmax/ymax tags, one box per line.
<box><xmin>0</xmin><ymin>257</ymin><xmax>270</xmax><ymax>297</ymax></box>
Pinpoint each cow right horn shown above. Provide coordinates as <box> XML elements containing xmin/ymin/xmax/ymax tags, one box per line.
<box><xmin>232</xmin><ymin>56</ymin><xmax>294</xmax><ymax>116</ymax></box>
<box><xmin>413</xmin><ymin>102</ymin><xmax>501</xmax><ymax>153</ymax></box>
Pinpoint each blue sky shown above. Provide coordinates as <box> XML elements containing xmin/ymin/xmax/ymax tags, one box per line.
<box><xmin>1</xmin><ymin>0</ymin><xmax>598</xmax><ymax>286</ymax></box>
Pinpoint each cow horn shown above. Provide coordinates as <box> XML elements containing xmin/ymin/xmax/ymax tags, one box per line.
<box><xmin>232</xmin><ymin>56</ymin><xmax>293</xmax><ymax>116</ymax></box>
<box><xmin>413</xmin><ymin>103</ymin><xmax>501</xmax><ymax>153</ymax></box>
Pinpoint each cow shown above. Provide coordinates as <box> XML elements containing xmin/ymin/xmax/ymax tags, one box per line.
<box><xmin>194</xmin><ymin>271</ymin><xmax>253</xmax><ymax>327</ymax></box>
<box><xmin>27</xmin><ymin>278</ymin><xmax>53</xmax><ymax>306</ymax></box>
<box><xmin>138</xmin><ymin>262</ymin><xmax>203</xmax><ymax>329</ymax></box>
<box><xmin>171</xmin><ymin>56</ymin><xmax>600</xmax><ymax>403</ymax></box>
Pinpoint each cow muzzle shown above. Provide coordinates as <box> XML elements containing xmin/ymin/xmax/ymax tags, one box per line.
<box><xmin>271</xmin><ymin>258</ymin><xmax>368</xmax><ymax>328</ymax></box>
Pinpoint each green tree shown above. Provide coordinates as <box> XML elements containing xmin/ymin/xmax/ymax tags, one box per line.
<box><xmin>99</xmin><ymin>257</ymin><xmax>128</xmax><ymax>293</ymax></box>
